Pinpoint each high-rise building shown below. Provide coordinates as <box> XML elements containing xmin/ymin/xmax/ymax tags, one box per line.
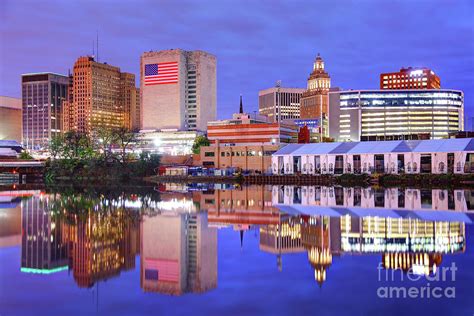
<box><xmin>0</xmin><ymin>96</ymin><xmax>22</xmax><ymax>142</ymax></box>
<box><xmin>328</xmin><ymin>89</ymin><xmax>464</xmax><ymax>141</ymax></box>
<box><xmin>140</xmin><ymin>49</ymin><xmax>216</xmax><ymax>132</ymax></box>
<box><xmin>65</xmin><ymin>56</ymin><xmax>139</xmax><ymax>134</ymax></box>
<box><xmin>259</xmin><ymin>87</ymin><xmax>305</xmax><ymax>122</ymax></box>
<box><xmin>121</xmin><ymin>72</ymin><xmax>141</xmax><ymax>131</ymax></box>
<box><xmin>380</xmin><ymin>67</ymin><xmax>440</xmax><ymax>90</ymax></box>
<box><xmin>21</xmin><ymin>73</ymin><xmax>69</xmax><ymax>150</ymax></box>
<box><xmin>300</xmin><ymin>54</ymin><xmax>331</xmax><ymax>122</ymax></box>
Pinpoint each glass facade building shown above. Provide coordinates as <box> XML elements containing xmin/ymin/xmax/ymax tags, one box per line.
<box><xmin>21</xmin><ymin>73</ymin><xmax>70</xmax><ymax>151</ymax></box>
<box><xmin>329</xmin><ymin>89</ymin><xmax>464</xmax><ymax>141</ymax></box>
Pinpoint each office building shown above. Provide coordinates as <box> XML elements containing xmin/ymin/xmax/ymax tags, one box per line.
<box><xmin>272</xmin><ymin>138</ymin><xmax>474</xmax><ymax>175</ymax></box>
<box><xmin>259</xmin><ymin>87</ymin><xmax>305</xmax><ymax>122</ymax></box>
<box><xmin>65</xmin><ymin>56</ymin><xmax>138</xmax><ymax>134</ymax></box>
<box><xmin>0</xmin><ymin>96</ymin><xmax>22</xmax><ymax>142</ymax></box>
<box><xmin>121</xmin><ymin>73</ymin><xmax>141</xmax><ymax>131</ymax></box>
<box><xmin>21</xmin><ymin>73</ymin><xmax>69</xmax><ymax>150</ymax></box>
<box><xmin>381</xmin><ymin>67</ymin><xmax>440</xmax><ymax>90</ymax></box>
<box><xmin>141</xmin><ymin>49</ymin><xmax>216</xmax><ymax>132</ymax></box>
<box><xmin>328</xmin><ymin>89</ymin><xmax>464</xmax><ymax>141</ymax></box>
<box><xmin>300</xmin><ymin>54</ymin><xmax>331</xmax><ymax>124</ymax></box>
<box><xmin>199</xmin><ymin>110</ymin><xmax>297</xmax><ymax>172</ymax></box>
<box><xmin>207</xmin><ymin>113</ymin><xmax>297</xmax><ymax>146</ymax></box>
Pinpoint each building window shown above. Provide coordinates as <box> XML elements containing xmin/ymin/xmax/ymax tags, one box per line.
<box><xmin>438</xmin><ymin>162</ymin><xmax>445</xmax><ymax>173</ymax></box>
<box><xmin>204</xmin><ymin>152</ymin><xmax>215</xmax><ymax>157</ymax></box>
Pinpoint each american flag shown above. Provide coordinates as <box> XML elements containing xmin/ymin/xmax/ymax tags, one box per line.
<box><xmin>144</xmin><ymin>258</ymin><xmax>179</xmax><ymax>283</ymax></box>
<box><xmin>144</xmin><ymin>61</ymin><xmax>179</xmax><ymax>85</ymax></box>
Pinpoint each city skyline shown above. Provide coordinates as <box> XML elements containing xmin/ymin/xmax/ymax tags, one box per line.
<box><xmin>1</xmin><ymin>0</ymin><xmax>473</xmax><ymax>121</ymax></box>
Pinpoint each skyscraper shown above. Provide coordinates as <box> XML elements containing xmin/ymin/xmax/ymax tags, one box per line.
<box><xmin>380</xmin><ymin>67</ymin><xmax>440</xmax><ymax>90</ymax></box>
<box><xmin>64</xmin><ymin>56</ymin><xmax>139</xmax><ymax>134</ymax></box>
<box><xmin>258</xmin><ymin>87</ymin><xmax>305</xmax><ymax>122</ymax></box>
<box><xmin>140</xmin><ymin>49</ymin><xmax>216</xmax><ymax>132</ymax></box>
<box><xmin>299</xmin><ymin>54</ymin><xmax>331</xmax><ymax>120</ymax></box>
<box><xmin>21</xmin><ymin>73</ymin><xmax>69</xmax><ymax>150</ymax></box>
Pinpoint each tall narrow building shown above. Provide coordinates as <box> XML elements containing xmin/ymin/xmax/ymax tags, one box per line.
<box><xmin>299</xmin><ymin>54</ymin><xmax>331</xmax><ymax>121</ymax></box>
<box><xmin>65</xmin><ymin>56</ymin><xmax>139</xmax><ymax>134</ymax></box>
<box><xmin>21</xmin><ymin>73</ymin><xmax>70</xmax><ymax>150</ymax></box>
<box><xmin>140</xmin><ymin>49</ymin><xmax>216</xmax><ymax>132</ymax></box>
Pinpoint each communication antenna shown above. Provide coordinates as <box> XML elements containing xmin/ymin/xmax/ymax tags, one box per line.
<box><xmin>96</xmin><ymin>30</ymin><xmax>99</xmax><ymax>62</ymax></box>
<box><xmin>92</xmin><ymin>40</ymin><xmax>95</xmax><ymax>58</ymax></box>
<box><xmin>276</xmin><ymin>80</ymin><xmax>282</xmax><ymax>122</ymax></box>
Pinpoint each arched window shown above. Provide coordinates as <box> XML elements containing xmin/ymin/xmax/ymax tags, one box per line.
<box><xmin>407</xmin><ymin>162</ymin><xmax>412</xmax><ymax>172</ymax></box>
<box><xmin>413</xmin><ymin>162</ymin><xmax>418</xmax><ymax>172</ymax></box>
<box><xmin>272</xmin><ymin>163</ymin><xmax>277</xmax><ymax>173</ymax></box>
<box><xmin>322</xmin><ymin>163</ymin><xmax>327</xmax><ymax>172</ymax></box>
<box><xmin>329</xmin><ymin>163</ymin><xmax>334</xmax><ymax>173</ymax></box>
<box><xmin>456</xmin><ymin>162</ymin><xmax>462</xmax><ymax>172</ymax></box>
<box><xmin>309</xmin><ymin>163</ymin><xmax>313</xmax><ymax>173</ymax></box>
<box><xmin>285</xmin><ymin>163</ymin><xmax>289</xmax><ymax>172</ymax></box>
<box><xmin>363</xmin><ymin>162</ymin><xmax>367</xmax><ymax>172</ymax></box>
<box><xmin>438</xmin><ymin>162</ymin><xmax>445</xmax><ymax>173</ymax></box>
<box><xmin>346</xmin><ymin>163</ymin><xmax>352</xmax><ymax>172</ymax></box>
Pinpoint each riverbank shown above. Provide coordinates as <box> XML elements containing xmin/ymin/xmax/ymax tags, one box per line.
<box><xmin>145</xmin><ymin>173</ymin><xmax>474</xmax><ymax>188</ymax></box>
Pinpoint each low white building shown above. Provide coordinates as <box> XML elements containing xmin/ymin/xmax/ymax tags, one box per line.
<box><xmin>272</xmin><ymin>138</ymin><xmax>474</xmax><ymax>175</ymax></box>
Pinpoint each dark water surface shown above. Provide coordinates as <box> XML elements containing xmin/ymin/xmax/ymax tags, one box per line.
<box><xmin>1</xmin><ymin>184</ymin><xmax>473</xmax><ymax>315</ymax></box>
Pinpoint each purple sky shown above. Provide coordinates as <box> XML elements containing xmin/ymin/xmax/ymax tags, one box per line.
<box><xmin>1</xmin><ymin>0</ymin><xmax>473</xmax><ymax>123</ymax></box>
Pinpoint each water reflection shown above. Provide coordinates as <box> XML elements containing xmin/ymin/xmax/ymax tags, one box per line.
<box><xmin>4</xmin><ymin>185</ymin><xmax>474</xmax><ymax>295</ymax></box>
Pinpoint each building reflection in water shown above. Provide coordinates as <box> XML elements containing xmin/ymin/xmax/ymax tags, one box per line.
<box><xmin>266</xmin><ymin>185</ymin><xmax>470</xmax><ymax>286</ymax></box>
<box><xmin>20</xmin><ymin>193</ymin><xmax>141</xmax><ymax>287</ymax></box>
<box><xmin>15</xmin><ymin>185</ymin><xmax>473</xmax><ymax>291</ymax></box>
<box><xmin>21</xmin><ymin>193</ymin><xmax>69</xmax><ymax>274</ymax></box>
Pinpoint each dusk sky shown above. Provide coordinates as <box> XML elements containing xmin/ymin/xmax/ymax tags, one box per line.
<box><xmin>1</xmin><ymin>0</ymin><xmax>473</xmax><ymax>122</ymax></box>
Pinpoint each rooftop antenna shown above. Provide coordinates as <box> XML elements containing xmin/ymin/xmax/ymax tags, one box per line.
<box><xmin>96</xmin><ymin>30</ymin><xmax>99</xmax><ymax>62</ymax></box>
<box><xmin>92</xmin><ymin>39</ymin><xmax>95</xmax><ymax>58</ymax></box>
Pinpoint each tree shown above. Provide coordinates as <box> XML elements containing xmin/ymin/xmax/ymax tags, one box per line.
<box><xmin>19</xmin><ymin>151</ymin><xmax>33</xmax><ymax>160</ymax></box>
<box><xmin>50</xmin><ymin>134</ymin><xmax>65</xmax><ymax>159</ymax></box>
<box><xmin>113</xmin><ymin>127</ymin><xmax>138</xmax><ymax>164</ymax></box>
<box><xmin>192</xmin><ymin>135</ymin><xmax>210</xmax><ymax>154</ymax></box>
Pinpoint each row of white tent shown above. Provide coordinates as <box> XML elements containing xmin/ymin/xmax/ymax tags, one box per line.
<box><xmin>272</xmin><ymin>138</ymin><xmax>474</xmax><ymax>175</ymax></box>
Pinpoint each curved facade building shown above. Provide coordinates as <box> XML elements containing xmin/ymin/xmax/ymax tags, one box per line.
<box><xmin>329</xmin><ymin>89</ymin><xmax>464</xmax><ymax>141</ymax></box>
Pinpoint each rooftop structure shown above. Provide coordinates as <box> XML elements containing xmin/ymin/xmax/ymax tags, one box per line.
<box><xmin>380</xmin><ymin>67</ymin><xmax>440</xmax><ymax>90</ymax></box>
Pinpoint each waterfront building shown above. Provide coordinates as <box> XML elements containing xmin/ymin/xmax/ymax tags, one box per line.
<box><xmin>380</xmin><ymin>67</ymin><xmax>440</xmax><ymax>90</ymax></box>
<box><xmin>21</xmin><ymin>73</ymin><xmax>69</xmax><ymax>150</ymax></box>
<box><xmin>64</xmin><ymin>56</ymin><xmax>139</xmax><ymax>134</ymax></box>
<box><xmin>328</xmin><ymin>89</ymin><xmax>464</xmax><ymax>141</ymax></box>
<box><xmin>207</xmin><ymin>113</ymin><xmax>297</xmax><ymax>146</ymax></box>
<box><xmin>199</xmin><ymin>144</ymin><xmax>280</xmax><ymax>173</ymax></box>
<box><xmin>199</xmin><ymin>103</ymin><xmax>298</xmax><ymax>172</ymax></box>
<box><xmin>140</xmin><ymin>49</ymin><xmax>216</xmax><ymax>132</ymax></box>
<box><xmin>258</xmin><ymin>87</ymin><xmax>305</xmax><ymax>122</ymax></box>
<box><xmin>271</xmin><ymin>138</ymin><xmax>474</xmax><ymax>175</ymax></box>
<box><xmin>299</xmin><ymin>54</ymin><xmax>331</xmax><ymax>138</ymax></box>
<box><xmin>0</xmin><ymin>96</ymin><xmax>22</xmax><ymax>142</ymax></box>
<box><xmin>138</xmin><ymin>129</ymin><xmax>203</xmax><ymax>156</ymax></box>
